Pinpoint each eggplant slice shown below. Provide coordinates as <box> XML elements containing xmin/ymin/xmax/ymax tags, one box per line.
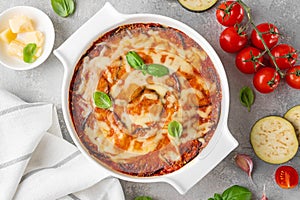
<box><xmin>250</xmin><ymin>116</ymin><xmax>298</xmax><ymax>164</ymax></box>
<box><xmin>284</xmin><ymin>105</ymin><xmax>300</xmax><ymax>145</ymax></box>
<box><xmin>178</xmin><ymin>0</ymin><xmax>218</xmax><ymax>12</ymax></box>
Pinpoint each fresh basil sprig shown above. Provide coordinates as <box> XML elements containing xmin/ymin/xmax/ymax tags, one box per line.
<box><xmin>168</xmin><ymin>120</ymin><xmax>183</xmax><ymax>138</ymax></box>
<box><xmin>134</xmin><ymin>196</ymin><xmax>152</xmax><ymax>200</ymax></box>
<box><xmin>239</xmin><ymin>86</ymin><xmax>255</xmax><ymax>112</ymax></box>
<box><xmin>23</xmin><ymin>43</ymin><xmax>37</xmax><ymax>63</ymax></box>
<box><xmin>208</xmin><ymin>185</ymin><xmax>252</xmax><ymax>200</ymax></box>
<box><xmin>126</xmin><ymin>51</ymin><xmax>169</xmax><ymax>77</ymax></box>
<box><xmin>51</xmin><ymin>0</ymin><xmax>75</xmax><ymax>17</ymax></box>
<box><xmin>93</xmin><ymin>91</ymin><xmax>112</xmax><ymax>109</ymax></box>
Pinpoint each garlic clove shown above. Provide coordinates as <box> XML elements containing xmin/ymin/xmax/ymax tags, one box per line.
<box><xmin>261</xmin><ymin>184</ymin><xmax>268</xmax><ymax>200</ymax></box>
<box><xmin>234</xmin><ymin>153</ymin><xmax>254</xmax><ymax>184</ymax></box>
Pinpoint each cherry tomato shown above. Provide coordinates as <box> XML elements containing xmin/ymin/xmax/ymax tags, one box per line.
<box><xmin>286</xmin><ymin>66</ymin><xmax>300</xmax><ymax>89</ymax></box>
<box><xmin>216</xmin><ymin>1</ymin><xmax>244</xmax><ymax>27</ymax></box>
<box><xmin>270</xmin><ymin>44</ymin><xmax>298</xmax><ymax>70</ymax></box>
<box><xmin>275</xmin><ymin>166</ymin><xmax>299</xmax><ymax>189</ymax></box>
<box><xmin>251</xmin><ymin>23</ymin><xmax>280</xmax><ymax>50</ymax></box>
<box><xmin>219</xmin><ymin>26</ymin><xmax>248</xmax><ymax>53</ymax></box>
<box><xmin>235</xmin><ymin>47</ymin><xmax>263</xmax><ymax>74</ymax></box>
<box><xmin>253</xmin><ymin>67</ymin><xmax>280</xmax><ymax>93</ymax></box>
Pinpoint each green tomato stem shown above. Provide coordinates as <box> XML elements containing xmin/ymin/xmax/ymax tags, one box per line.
<box><xmin>236</xmin><ymin>0</ymin><xmax>285</xmax><ymax>78</ymax></box>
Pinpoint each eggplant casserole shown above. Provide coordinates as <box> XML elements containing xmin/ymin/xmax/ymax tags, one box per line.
<box><xmin>69</xmin><ymin>23</ymin><xmax>221</xmax><ymax>176</ymax></box>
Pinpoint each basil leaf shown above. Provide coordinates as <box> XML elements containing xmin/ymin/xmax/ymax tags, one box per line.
<box><xmin>214</xmin><ymin>193</ymin><xmax>223</xmax><ymax>200</ymax></box>
<box><xmin>146</xmin><ymin>64</ymin><xmax>169</xmax><ymax>77</ymax></box>
<box><xmin>126</xmin><ymin>51</ymin><xmax>169</xmax><ymax>77</ymax></box>
<box><xmin>64</xmin><ymin>0</ymin><xmax>75</xmax><ymax>15</ymax></box>
<box><xmin>51</xmin><ymin>0</ymin><xmax>75</xmax><ymax>17</ymax></box>
<box><xmin>222</xmin><ymin>185</ymin><xmax>252</xmax><ymax>200</ymax></box>
<box><xmin>168</xmin><ymin>121</ymin><xmax>183</xmax><ymax>138</ymax></box>
<box><xmin>141</xmin><ymin>64</ymin><xmax>148</xmax><ymax>75</ymax></box>
<box><xmin>208</xmin><ymin>193</ymin><xmax>223</xmax><ymax>200</ymax></box>
<box><xmin>126</xmin><ymin>51</ymin><xmax>145</xmax><ymax>70</ymax></box>
<box><xmin>134</xmin><ymin>196</ymin><xmax>152</xmax><ymax>200</ymax></box>
<box><xmin>23</xmin><ymin>43</ymin><xmax>37</xmax><ymax>63</ymax></box>
<box><xmin>239</xmin><ymin>86</ymin><xmax>254</xmax><ymax>112</ymax></box>
<box><xmin>93</xmin><ymin>91</ymin><xmax>112</xmax><ymax>109</ymax></box>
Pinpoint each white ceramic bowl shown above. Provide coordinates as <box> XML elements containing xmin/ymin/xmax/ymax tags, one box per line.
<box><xmin>54</xmin><ymin>2</ymin><xmax>238</xmax><ymax>195</ymax></box>
<box><xmin>0</xmin><ymin>6</ymin><xmax>55</xmax><ymax>70</ymax></box>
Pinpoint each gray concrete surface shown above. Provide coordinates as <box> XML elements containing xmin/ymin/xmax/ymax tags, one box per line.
<box><xmin>1</xmin><ymin>0</ymin><xmax>300</xmax><ymax>199</ymax></box>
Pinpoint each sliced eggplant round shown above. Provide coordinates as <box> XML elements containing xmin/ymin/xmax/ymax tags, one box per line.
<box><xmin>177</xmin><ymin>0</ymin><xmax>218</xmax><ymax>12</ymax></box>
<box><xmin>250</xmin><ymin>116</ymin><xmax>298</xmax><ymax>164</ymax></box>
<box><xmin>284</xmin><ymin>105</ymin><xmax>300</xmax><ymax>145</ymax></box>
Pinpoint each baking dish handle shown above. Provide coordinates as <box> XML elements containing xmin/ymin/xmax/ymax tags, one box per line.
<box><xmin>53</xmin><ymin>2</ymin><xmax>126</xmax><ymax>74</ymax></box>
<box><xmin>164</xmin><ymin>127</ymin><xmax>238</xmax><ymax>194</ymax></box>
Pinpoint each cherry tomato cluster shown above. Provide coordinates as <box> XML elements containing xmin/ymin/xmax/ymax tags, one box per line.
<box><xmin>216</xmin><ymin>0</ymin><xmax>299</xmax><ymax>93</ymax></box>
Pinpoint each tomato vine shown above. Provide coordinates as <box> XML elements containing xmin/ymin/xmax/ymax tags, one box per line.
<box><xmin>236</xmin><ymin>0</ymin><xmax>284</xmax><ymax>78</ymax></box>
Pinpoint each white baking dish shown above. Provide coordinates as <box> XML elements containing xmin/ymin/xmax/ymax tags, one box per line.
<box><xmin>54</xmin><ymin>2</ymin><xmax>238</xmax><ymax>195</ymax></box>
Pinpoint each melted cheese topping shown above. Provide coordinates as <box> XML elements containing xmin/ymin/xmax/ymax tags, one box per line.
<box><xmin>70</xmin><ymin>23</ymin><xmax>221</xmax><ymax>176</ymax></box>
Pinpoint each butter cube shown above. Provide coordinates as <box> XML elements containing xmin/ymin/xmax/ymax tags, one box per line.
<box><xmin>17</xmin><ymin>31</ymin><xmax>44</xmax><ymax>47</ymax></box>
<box><xmin>7</xmin><ymin>40</ymin><xmax>25</xmax><ymax>58</ymax></box>
<box><xmin>0</xmin><ymin>28</ymin><xmax>17</xmax><ymax>43</ymax></box>
<box><xmin>35</xmin><ymin>47</ymin><xmax>43</xmax><ymax>57</ymax></box>
<box><xmin>9</xmin><ymin>15</ymin><xmax>34</xmax><ymax>33</ymax></box>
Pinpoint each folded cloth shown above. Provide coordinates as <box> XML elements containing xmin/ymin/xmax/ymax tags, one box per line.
<box><xmin>0</xmin><ymin>89</ymin><xmax>125</xmax><ymax>200</ymax></box>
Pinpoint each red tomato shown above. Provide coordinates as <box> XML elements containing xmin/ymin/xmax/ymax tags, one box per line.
<box><xmin>251</xmin><ymin>23</ymin><xmax>280</xmax><ymax>50</ymax></box>
<box><xmin>216</xmin><ymin>1</ymin><xmax>244</xmax><ymax>27</ymax></box>
<box><xmin>270</xmin><ymin>44</ymin><xmax>298</xmax><ymax>70</ymax></box>
<box><xmin>219</xmin><ymin>26</ymin><xmax>248</xmax><ymax>53</ymax></box>
<box><xmin>275</xmin><ymin>166</ymin><xmax>299</xmax><ymax>189</ymax></box>
<box><xmin>235</xmin><ymin>47</ymin><xmax>263</xmax><ymax>74</ymax></box>
<box><xmin>253</xmin><ymin>67</ymin><xmax>280</xmax><ymax>93</ymax></box>
<box><xmin>286</xmin><ymin>66</ymin><xmax>300</xmax><ymax>89</ymax></box>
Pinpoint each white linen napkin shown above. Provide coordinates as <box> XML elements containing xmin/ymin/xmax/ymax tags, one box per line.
<box><xmin>0</xmin><ymin>89</ymin><xmax>125</xmax><ymax>200</ymax></box>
